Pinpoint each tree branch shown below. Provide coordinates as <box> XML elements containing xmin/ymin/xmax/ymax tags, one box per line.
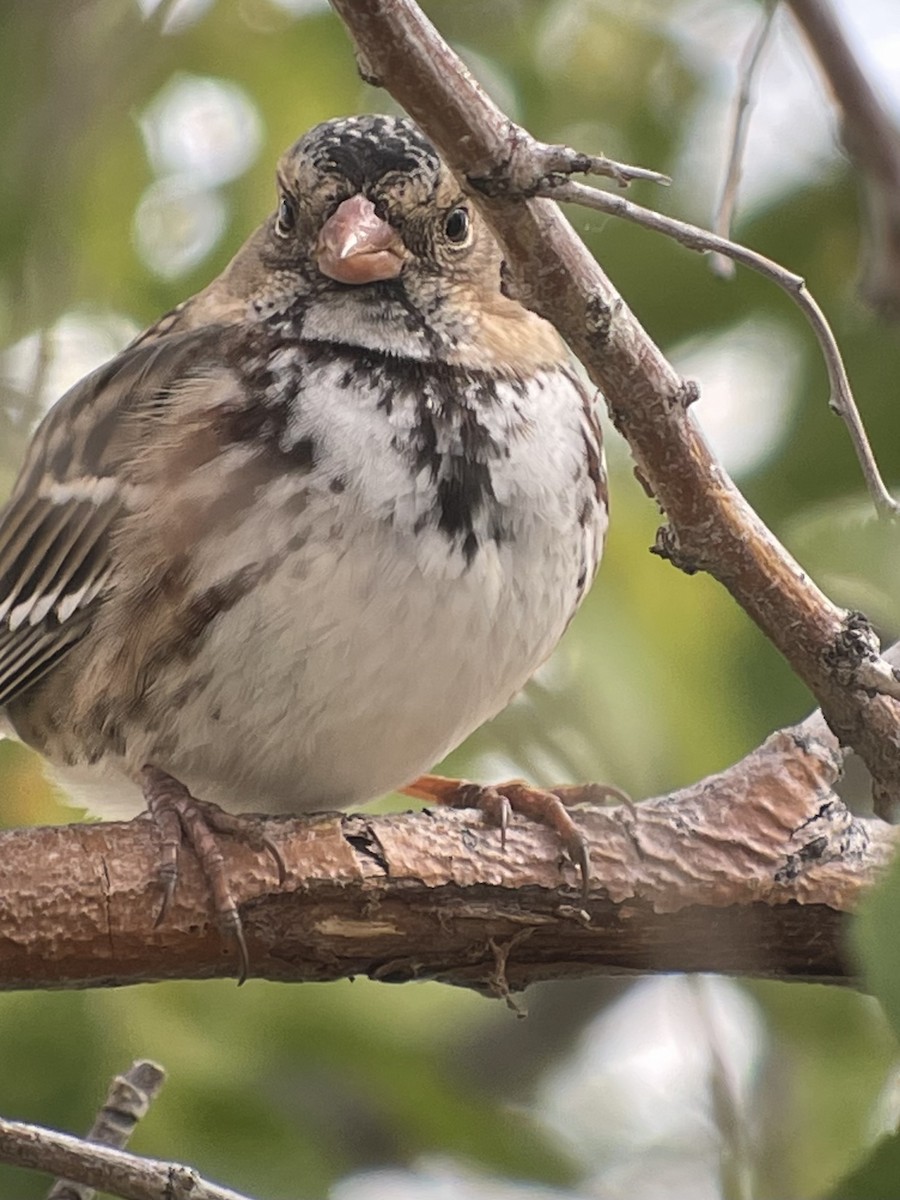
<box><xmin>327</xmin><ymin>0</ymin><xmax>900</xmax><ymax>811</ymax></box>
<box><xmin>710</xmin><ymin>0</ymin><xmax>778</xmax><ymax>277</ymax></box>
<box><xmin>0</xmin><ymin>1114</ymin><xmax>254</xmax><ymax>1200</ymax></box>
<box><xmin>0</xmin><ymin>713</ymin><xmax>893</xmax><ymax>990</ymax></box>
<box><xmin>47</xmin><ymin>1060</ymin><xmax>166</xmax><ymax>1200</ymax></box>
<box><xmin>786</xmin><ymin>0</ymin><xmax>900</xmax><ymax>317</ymax></box>
<box><xmin>537</xmin><ymin>175</ymin><xmax>899</xmax><ymax>522</ymax></box>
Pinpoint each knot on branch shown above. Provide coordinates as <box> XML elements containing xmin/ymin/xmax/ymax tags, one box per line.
<box><xmin>676</xmin><ymin>379</ymin><xmax>701</xmax><ymax>410</ymax></box>
<box><xmin>584</xmin><ymin>294</ymin><xmax>613</xmax><ymax>345</ymax></box>
<box><xmin>651</xmin><ymin>525</ymin><xmax>701</xmax><ymax>575</ymax></box>
<box><xmin>352</xmin><ymin>45</ymin><xmax>381</xmax><ymax>87</ymax></box>
<box><xmin>466</xmin><ymin>124</ymin><xmax>537</xmax><ymax>198</ymax></box>
<box><xmin>775</xmin><ymin>798</ymin><xmax>869</xmax><ymax>884</ymax></box>
<box><xmin>823</xmin><ymin>610</ymin><xmax>881</xmax><ymax>687</ymax></box>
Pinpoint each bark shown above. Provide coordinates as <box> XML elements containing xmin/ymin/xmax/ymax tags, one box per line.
<box><xmin>0</xmin><ymin>1114</ymin><xmax>252</xmax><ymax>1200</ymax></box>
<box><xmin>0</xmin><ymin>716</ymin><xmax>893</xmax><ymax>991</ymax></box>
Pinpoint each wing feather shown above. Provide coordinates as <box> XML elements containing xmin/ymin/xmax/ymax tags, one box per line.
<box><xmin>0</xmin><ymin>621</ymin><xmax>87</xmax><ymax>706</ymax></box>
<box><xmin>0</xmin><ymin>326</ymin><xmax>226</xmax><ymax>707</ymax></box>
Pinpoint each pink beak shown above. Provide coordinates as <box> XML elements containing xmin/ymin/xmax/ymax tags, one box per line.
<box><xmin>316</xmin><ymin>194</ymin><xmax>405</xmax><ymax>285</ymax></box>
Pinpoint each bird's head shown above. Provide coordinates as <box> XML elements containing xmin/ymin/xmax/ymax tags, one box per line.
<box><xmin>261</xmin><ymin>114</ymin><xmax>506</xmax><ymax>356</ymax></box>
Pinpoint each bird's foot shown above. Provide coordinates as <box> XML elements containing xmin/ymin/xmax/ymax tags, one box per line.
<box><xmin>140</xmin><ymin>764</ymin><xmax>286</xmax><ymax>984</ymax></box>
<box><xmin>400</xmin><ymin>774</ymin><xmax>630</xmax><ymax>903</ymax></box>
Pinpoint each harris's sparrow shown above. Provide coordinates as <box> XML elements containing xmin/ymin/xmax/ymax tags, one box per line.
<box><xmin>0</xmin><ymin>115</ymin><xmax>608</xmax><ymax>977</ymax></box>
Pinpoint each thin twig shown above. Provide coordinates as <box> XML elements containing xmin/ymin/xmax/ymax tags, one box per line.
<box><xmin>544</xmin><ymin>176</ymin><xmax>900</xmax><ymax>520</ymax></box>
<box><xmin>523</xmin><ymin>141</ymin><xmax>670</xmax><ymax>190</ymax></box>
<box><xmin>47</xmin><ymin>1061</ymin><xmax>166</xmax><ymax>1200</ymax></box>
<box><xmin>0</xmin><ymin>1115</ymin><xmax>254</xmax><ymax>1200</ymax></box>
<box><xmin>710</xmin><ymin>1</ymin><xmax>780</xmax><ymax>277</ymax></box>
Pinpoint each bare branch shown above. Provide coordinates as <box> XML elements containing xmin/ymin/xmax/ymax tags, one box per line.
<box><xmin>710</xmin><ymin>1</ymin><xmax>779</xmax><ymax>277</ymax></box>
<box><xmin>328</xmin><ymin>0</ymin><xmax>900</xmax><ymax>808</ymax></box>
<box><xmin>501</xmin><ymin>140</ymin><xmax>670</xmax><ymax>191</ymax></box>
<box><xmin>543</xmin><ymin>176</ymin><xmax>899</xmax><ymax>521</ymax></box>
<box><xmin>47</xmin><ymin>1061</ymin><xmax>166</xmax><ymax>1200</ymax></box>
<box><xmin>0</xmin><ymin>1115</ymin><xmax>254</xmax><ymax>1200</ymax></box>
<box><xmin>0</xmin><ymin>712</ymin><xmax>894</xmax><ymax>990</ymax></box>
<box><xmin>786</xmin><ymin>0</ymin><xmax>900</xmax><ymax>317</ymax></box>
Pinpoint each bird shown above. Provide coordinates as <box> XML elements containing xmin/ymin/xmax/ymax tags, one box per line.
<box><xmin>0</xmin><ymin>114</ymin><xmax>608</xmax><ymax>979</ymax></box>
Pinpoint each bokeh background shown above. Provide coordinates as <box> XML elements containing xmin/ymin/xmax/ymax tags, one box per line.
<box><xmin>2</xmin><ymin>1</ymin><xmax>900</xmax><ymax>1197</ymax></box>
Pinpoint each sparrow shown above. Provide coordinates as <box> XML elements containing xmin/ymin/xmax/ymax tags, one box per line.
<box><xmin>0</xmin><ymin>114</ymin><xmax>608</xmax><ymax>979</ymax></box>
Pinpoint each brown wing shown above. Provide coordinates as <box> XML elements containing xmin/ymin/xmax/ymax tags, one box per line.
<box><xmin>0</xmin><ymin>328</ymin><xmax>224</xmax><ymax>707</ymax></box>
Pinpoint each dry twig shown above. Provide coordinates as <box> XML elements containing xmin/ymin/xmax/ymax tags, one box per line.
<box><xmin>47</xmin><ymin>1061</ymin><xmax>166</xmax><ymax>1200</ymax></box>
<box><xmin>543</xmin><ymin>175</ymin><xmax>899</xmax><ymax>522</ymax></box>
<box><xmin>0</xmin><ymin>1114</ymin><xmax>253</xmax><ymax>1200</ymax></box>
<box><xmin>710</xmin><ymin>0</ymin><xmax>780</xmax><ymax>276</ymax></box>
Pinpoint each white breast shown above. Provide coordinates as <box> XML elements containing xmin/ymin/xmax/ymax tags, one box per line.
<box><xmin>54</xmin><ymin>354</ymin><xmax>606</xmax><ymax>818</ymax></box>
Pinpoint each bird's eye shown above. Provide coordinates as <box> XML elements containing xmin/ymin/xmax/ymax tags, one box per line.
<box><xmin>276</xmin><ymin>195</ymin><xmax>297</xmax><ymax>237</ymax></box>
<box><xmin>443</xmin><ymin>206</ymin><xmax>470</xmax><ymax>244</ymax></box>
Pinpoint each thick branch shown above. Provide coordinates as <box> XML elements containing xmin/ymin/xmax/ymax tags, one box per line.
<box><xmin>0</xmin><ymin>716</ymin><xmax>894</xmax><ymax>991</ymax></box>
<box><xmin>328</xmin><ymin>0</ymin><xmax>900</xmax><ymax>808</ymax></box>
<box><xmin>787</xmin><ymin>0</ymin><xmax>900</xmax><ymax>317</ymax></box>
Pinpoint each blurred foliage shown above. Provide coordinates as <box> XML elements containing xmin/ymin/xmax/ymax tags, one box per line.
<box><xmin>2</xmin><ymin>0</ymin><xmax>900</xmax><ymax>1197</ymax></box>
<box><xmin>825</xmin><ymin>1134</ymin><xmax>900</xmax><ymax>1200</ymax></box>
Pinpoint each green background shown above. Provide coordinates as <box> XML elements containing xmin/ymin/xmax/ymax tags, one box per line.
<box><xmin>2</xmin><ymin>1</ymin><xmax>900</xmax><ymax>1197</ymax></box>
